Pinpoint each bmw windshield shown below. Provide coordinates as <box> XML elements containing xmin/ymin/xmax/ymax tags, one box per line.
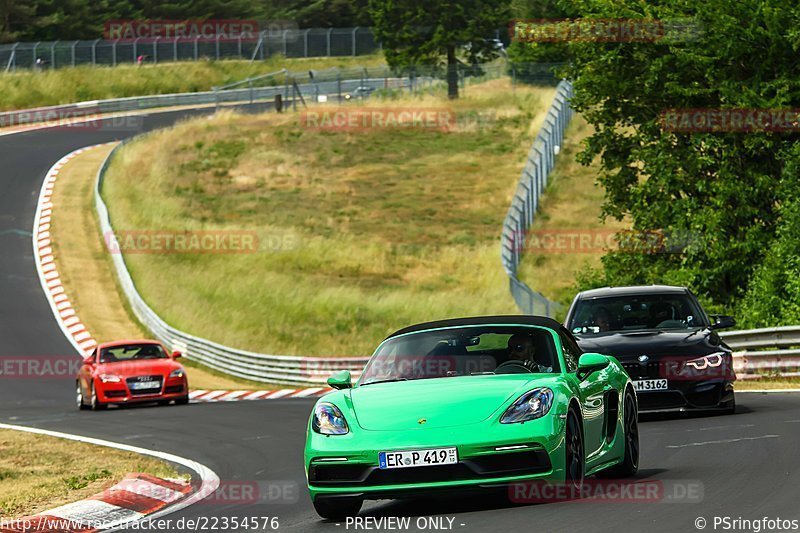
<box><xmin>568</xmin><ymin>294</ymin><xmax>708</xmax><ymax>335</ymax></box>
<box><xmin>359</xmin><ymin>326</ymin><xmax>560</xmax><ymax>385</ymax></box>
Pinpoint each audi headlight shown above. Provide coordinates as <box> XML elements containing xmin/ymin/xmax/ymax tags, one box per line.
<box><xmin>684</xmin><ymin>352</ymin><xmax>725</xmax><ymax>370</ymax></box>
<box><xmin>312</xmin><ymin>403</ymin><xmax>349</xmax><ymax>435</ymax></box>
<box><xmin>99</xmin><ymin>374</ymin><xmax>121</xmax><ymax>383</ymax></box>
<box><xmin>169</xmin><ymin>369</ymin><xmax>185</xmax><ymax>378</ymax></box>
<box><xmin>500</xmin><ymin>388</ymin><xmax>554</xmax><ymax>424</ymax></box>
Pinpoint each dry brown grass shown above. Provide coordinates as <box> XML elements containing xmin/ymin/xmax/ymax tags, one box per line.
<box><xmin>100</xmin><ymin>79</ymin><xmax>556</xmax><ymax>356</ymax></box>
<box><xmin>0</xmin><ymin>429</ymin><xmax>177</xmax><ymax>518</ymax></box>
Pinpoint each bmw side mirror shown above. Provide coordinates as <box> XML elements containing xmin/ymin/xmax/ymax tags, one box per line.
<box><xmin>709</xmin><ymin>315</ymin><xmax>736</xmax><ymax>330</ymax></box>
<box><xmin>327</xmin><ymin>370</ymin><xmax>352</xmax><ymax>390</ymax></box>
<box><xmin>578</xmin><ymin>353</ymin><xmax>609</xmax><ymax>381</ymax></box>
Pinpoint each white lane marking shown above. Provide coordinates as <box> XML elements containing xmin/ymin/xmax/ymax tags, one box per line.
<box><xmin>738</xmin><ymin>389</ymin><xmax>800</xmax><ymax>393</ymax></box>
<box><xmin>113</xmin><ymin>478</ymin><xmax>185</xmax><ymax>504</ymax></box>
<box><xmin>291</xmin><ymin>387</ymin><xmax>323</xmax><ymax>398</ymax></box>
<box><xmin>666</xmin><ymin>434</ymin><xmax>780</xmax><ymax>449</ymax></box>
<box><xmin>42</xmin><ymin>499</ymin><xmax>144</xmax><ymax>525</ymax></box>
<box><xmin>0</xmin><ymin>423</ymin><xmax>220</xmax><ymax>531</ymax></box>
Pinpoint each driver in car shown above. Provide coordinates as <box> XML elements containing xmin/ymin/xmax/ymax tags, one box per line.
<box><xmin>498</xmin><ymin>334</ymin><xmax>553</xmax><ymax>373</ymax></box>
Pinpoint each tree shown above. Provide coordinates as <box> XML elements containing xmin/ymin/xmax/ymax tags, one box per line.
<box><xmin>0</xmin><ymin>0</ymin><xmax>37</xmax><ymax>42</ymax></box>
<box><xmin>369</xmin><ymin>0</ymin><xmax>510</xmax><ymax>99</ymax></box>
<box><xmin>561</xmin><ymin>0</ymin><xmax>800</xmax><ymax>308</ymax></box>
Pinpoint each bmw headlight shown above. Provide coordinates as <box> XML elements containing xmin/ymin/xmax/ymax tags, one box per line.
<box><xmin>312</xmin><ymin>402</ymin><xmax>349</xmax><ymax>435</ymax></box>
<box><xmin>500</xmin><ymin>388</ymin><xmax>554</xmax><ymax>424</ymax></box>
<box><xmin>169</xmin><ymin>369</ymin><xmax>185</xmax><ymax>378</ymax></box>
<box><xmin>684</xmin><ymin>352</ymin><xmax>724</xmax><ymax>370</ymax></box>
<box><xmin>99</xmin><ymin>374</ymin><xmax>121</xmax><ymax>383</ymax></box>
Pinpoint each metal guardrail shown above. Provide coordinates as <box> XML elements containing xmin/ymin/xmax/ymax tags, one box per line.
<box><xmin>0</xmin><ymin>66</ymin><xmax>423</xmax><ymax>129</ymax></box>
<box><xmin>721</xmin><ymin>328</ymin><xmax>800</xmax><ymax>379</ymax></box>
<box><xmin>500</xmin><ymin>80</ymin><xmax>574</xmax><ymax>318</ymax></box>
<box><xmin>0</xmin><ymin>28</ymin><xmax>380</xmax><ymax>71</ymax></box>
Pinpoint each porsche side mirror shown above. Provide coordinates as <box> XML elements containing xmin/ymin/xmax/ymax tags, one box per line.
<box><xmin>578</xmin><ymin>352</ymin><xmax>609</xmax><ymax>380</ymax></box>
<box><xmin>172</xmin><ymin>351</ymin><xmax>182</xmax><ymax>359</ymax></box>
<box><xmin>709</xmin><ymin>315</ymin><xmax>736</xmax><ymax>330</ymax></box>
<box><xmin>327</xmin><ymin>370</ymin><xmax>352</xmax><ymax>390</ymax></box>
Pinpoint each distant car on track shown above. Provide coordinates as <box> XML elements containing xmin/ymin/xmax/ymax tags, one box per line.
<box><xmin>343</xmin><ymin>86</ymin><xmax>376</xmax><ymax>100</ymax></box>
<box><xmin>305</xmin><ymin>316</ymin><xmax>639</xmax><ymax>520</ymax></box>
<box><xmin>76</xmin><ymin>340</ymin><xmax>189</xmax><ymax>410</ymax></box>
<box><xmin>565</xmin><ymin>285</ymin><xmax>736</xmax><ymax>413</ymax></box>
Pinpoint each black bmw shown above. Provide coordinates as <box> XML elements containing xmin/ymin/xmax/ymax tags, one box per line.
<box><xmin>565</xmin><ymin>285</ymin><xmax>737</xmax><ymax>413</ymax></box>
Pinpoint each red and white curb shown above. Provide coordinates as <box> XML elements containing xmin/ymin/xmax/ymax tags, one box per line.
<box><xmin>189</xmin><ymin>387</ymin><xmax>331</xmax><ymax>403</ymax></box>
<box><xmin>0</xmin><ymin>474</ymin><xmax>191</xmax><ymax>533</ymax></box>
<box><xmin>33</xmin><ymin>145</ymin><xmax>114</xmax><ymax>358</ymax></box>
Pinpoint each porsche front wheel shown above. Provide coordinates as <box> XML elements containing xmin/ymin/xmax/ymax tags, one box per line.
<box><xmin>565</xmin><ymin>408</ymin><xmax>584</xmax><ymax>490</ymax></box>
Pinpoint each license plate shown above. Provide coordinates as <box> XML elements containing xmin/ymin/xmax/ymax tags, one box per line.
<box><xmin>379</xmin><ymin>447</ymin><xmax>458</xmax><ymax>469</ymax></box>
<box><xmin>634</xmin><ymin>379</ymin><xmax>668</xmax><ymax>391</ymax></box>
<box><xmin>130</xmin><ymin>381</ymin><xmax>160</xmax><ymax>390</ymax></box>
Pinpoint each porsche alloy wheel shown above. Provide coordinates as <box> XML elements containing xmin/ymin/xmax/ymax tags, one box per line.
<box><xmin>565</xmin><ymin>409</ymin><xmax>584</xmax><ymax>490</ymax></box>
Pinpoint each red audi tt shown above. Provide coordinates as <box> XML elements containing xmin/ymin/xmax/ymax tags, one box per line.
<box><xmin>76</xmin><ymin>340</ymin><xmax>189</xmax><ymax>410</ymax></box>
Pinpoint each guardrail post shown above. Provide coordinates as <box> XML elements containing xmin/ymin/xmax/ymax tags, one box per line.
<box><xmin>326</xmin><ymin>28</ymin><xmax>333</xmax><ymax>56</ymax></box>
<box><xmin>304</xmin><ymin>29</ymin><xmax>310</xmax><ymax>57</ymax></box>
<box><xmin>352</xmin><ymin>27</ymin><xmax>359</xmax><ymax>56</ymax></box>
<box><xmin>174</xmin><ymin>37</ymin><xmax>178</xmax><ymax>61</ymax></box>
<box><xmin>282</xmin><ymin>29</ymin><xmax>289</xmax><ymax>56</ymax></box>
<box><xmin>153</xmin><ymin>37</ymin><xmax>159</xmax><ymax>64</ymax></box>
<box><xmin>91</xmin><ymin>39</ymin><xmax>99</xmax><ymax>65</ymax></box>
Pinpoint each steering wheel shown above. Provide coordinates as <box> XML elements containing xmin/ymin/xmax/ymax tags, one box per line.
<box><xmin>494</xmin><ymin>360</ymin><xmax>534</xmax><ymax>374</ymax></box>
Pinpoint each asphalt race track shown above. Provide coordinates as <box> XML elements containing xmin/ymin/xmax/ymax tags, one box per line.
<box><xmin>1</xmin><ymin>111</ymin><xmax>799</xmax><ymax>532</ymax></box>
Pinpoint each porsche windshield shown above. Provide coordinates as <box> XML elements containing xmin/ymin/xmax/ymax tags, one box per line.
<box><xmin>568</xmin><ymin>294</ymin><xmax>707</xmax><ymax>335</ymax></box>
<box><xmin>359</xmin><ymin>326</ymin><xmax>560</xmax><ymax>385</ymax></box>
<box><xmin>99</xmin><ymin>344</ymin><xmax>168</xmax><ymax>363</ymax></box>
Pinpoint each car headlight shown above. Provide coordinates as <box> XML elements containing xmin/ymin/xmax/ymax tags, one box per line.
<box><xmin>169</xmin><ymin>369</ymin><xmax>185</xmax><ymax>378</ymax></box>
<box><xmin>500</xmin><ymin>388</ymin><xmax>554</xmax><ymax>424</ymax></box>
<box><xmin>684</xmin><ymin>352</ymin><xmax>725</xmax><ymax>370</ymax></box>
<box><xmin>99</xmin><ymin>374</ymin><xmax>121</xmax><ymax>383</ymax></box>
<box><xmin>312</xmin><ymin>403</ymin><xmax>349</xmax><ymax>435</ymax></box>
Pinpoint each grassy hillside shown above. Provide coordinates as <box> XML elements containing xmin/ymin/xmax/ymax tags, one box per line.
<box><xmin>102</xmin><ymin>79</ymin><xmax>555</xmax><ymax>356</ymax></box>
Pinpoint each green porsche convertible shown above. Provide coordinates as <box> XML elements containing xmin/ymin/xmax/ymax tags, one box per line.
<box><xmin>304</xmin><ymin>316</ymin><xmax>639</xmax><ymax>519</ymax></box>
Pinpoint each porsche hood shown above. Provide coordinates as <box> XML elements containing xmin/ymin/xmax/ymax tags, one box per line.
<box><xmin>348</xmin><ymin>376</ymin><xmax>551</xmax><ymax>431</ymax></box>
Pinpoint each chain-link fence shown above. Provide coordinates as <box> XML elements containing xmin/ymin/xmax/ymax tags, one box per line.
<box><xmin>0</xmin><ymin>28</ymin><xmax>380</xmax><ymax>71</ymax></box>
<box><xmin>500</xmin><ymin>80</ymin><xmax>574</xmax><ymax>318</ymax></box>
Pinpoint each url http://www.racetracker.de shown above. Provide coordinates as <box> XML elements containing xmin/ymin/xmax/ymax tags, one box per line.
<box><xmin>0</xmin><ymin>516</ymin><xmax>281</xmax><ymax>532</ymax></box>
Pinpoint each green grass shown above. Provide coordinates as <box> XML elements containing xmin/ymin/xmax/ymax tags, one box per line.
<box><xmin>102</xmin><ymin>79</ymin><xmax>556</xmax><ymax>356</ymax></box>
<box><xmin>0</xmin><ymin>55</ymin><xmax>386</xmax><ymax>112</ymax></box>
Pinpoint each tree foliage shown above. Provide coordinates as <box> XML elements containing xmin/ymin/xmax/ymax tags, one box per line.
<box><xmin>369</xmin><ymin>0</ymin><xmax>510</xmax><ymax>98</ymax></box>
<box><xmin>558</xmin><ymin>0</ymin><xmax>800</xmax><ymax>317</ymax></box>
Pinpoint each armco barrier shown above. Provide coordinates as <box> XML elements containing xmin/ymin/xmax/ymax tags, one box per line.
<box><xmin>500</xmin><ymin>80</ymin><xmax>574</xmax><ymax>318</ymax></box>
